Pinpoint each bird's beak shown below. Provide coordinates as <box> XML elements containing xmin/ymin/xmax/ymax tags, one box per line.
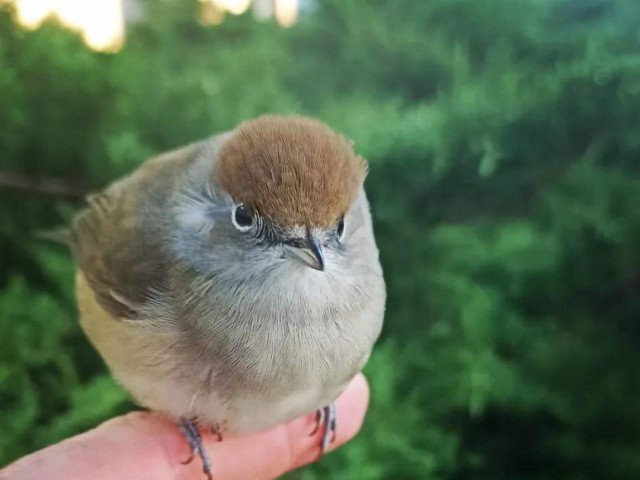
<box><xmin>283</xmin><ymin>237</ymin><xmax>325</xmax><ymax>271</ymax></box>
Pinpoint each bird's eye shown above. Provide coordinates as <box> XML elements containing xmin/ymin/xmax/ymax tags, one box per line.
<box><xmin>232</xmin><ymin>204</ymin><xmax>254</xmax><ymax>231</ymax></box>
<box><xmin>336</xmin><ymin>216</ymin><xmax>346</xmax><ymax>240</ymax></box>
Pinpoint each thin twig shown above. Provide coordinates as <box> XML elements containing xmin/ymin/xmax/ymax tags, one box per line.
<box><xmin>0</xmin><ymin>170</ymin><xmax>88</xmax><ymax>200</ymax></box>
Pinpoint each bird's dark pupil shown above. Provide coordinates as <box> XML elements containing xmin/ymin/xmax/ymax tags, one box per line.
<box><xmin>235</xmin><ymin>206</ymin><xmax>253</xmax><ymax>227</ymax></box>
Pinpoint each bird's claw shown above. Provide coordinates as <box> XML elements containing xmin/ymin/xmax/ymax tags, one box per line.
<box><xmin>179</xmin><ymin>418</ymin><xmax>213</xmax><ymax>480</ymax></box>
<box><xmin>311</xmin><ymin>403</ymin><xmax>338</xmax><ymax>453</ymax></box>
<box><xmin>210</xmin><ymin>423</ymin><xmax>224</xmax><ymax>442</ymax></box>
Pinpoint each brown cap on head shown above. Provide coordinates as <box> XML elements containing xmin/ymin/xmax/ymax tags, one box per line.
<box><xmin>215</xmin><ymin>115</ymin><xmax>367</xmax><ymax>228</ymax></box>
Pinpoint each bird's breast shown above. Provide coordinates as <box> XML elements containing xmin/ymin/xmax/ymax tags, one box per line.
<box><xmin>172</xmin><ymin>265</ymin><xmax>384</xmax><ymax>431</ymax></box>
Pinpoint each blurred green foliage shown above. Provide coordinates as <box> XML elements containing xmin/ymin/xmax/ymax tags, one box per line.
<box><xmin>1</xmin><ymin>0</ymin><xmax>640</xmax><ymax>478</ymax></box>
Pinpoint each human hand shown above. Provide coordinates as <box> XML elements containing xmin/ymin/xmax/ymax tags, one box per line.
<box><xmin>0</xmin><ymin>375</ymin><xmax>369</xmax><ymax>480</ymax></box>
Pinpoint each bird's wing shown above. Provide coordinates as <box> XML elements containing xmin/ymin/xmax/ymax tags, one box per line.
<box><xmin>69</xmin><ymin>142</ymin><xmax>201</xmax><ymax>320</ymax></box>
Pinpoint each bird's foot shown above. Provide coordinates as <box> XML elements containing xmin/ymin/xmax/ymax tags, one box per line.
<box><xmin>210</xmin><ymin>423</ymin><xmax>224</xmax><ymax>442</ymax></box>
<box><xmin>310</xmin><ymin>403</ymin><xmax>338</xmax><ymax>453</ymax></box>
<box><xmin>179</xmin><ymin>417</ymin><xmax>213</xmax><ymax>480</ymax></box>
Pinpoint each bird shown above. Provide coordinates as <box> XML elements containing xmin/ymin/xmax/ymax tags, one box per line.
<box><xmin>66</xmin><ymin>114</ymin><xmax>386</xmax><ymax>478</ymax></box>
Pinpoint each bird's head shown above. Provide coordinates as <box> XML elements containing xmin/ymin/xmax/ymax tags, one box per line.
<box><xmin>174</xmin><ymin>114</ymin><xmax>369</xmax><ymax>275</ymax></box>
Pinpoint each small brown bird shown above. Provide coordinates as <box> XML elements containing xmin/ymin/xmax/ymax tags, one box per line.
<box><xmin>68</xmin><ymin>115</ymin><xmax>386</xmax><ymax>478</ymax></box>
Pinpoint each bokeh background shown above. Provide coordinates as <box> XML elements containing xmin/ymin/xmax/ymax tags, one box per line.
<box><xmin>2</xmin><ymin>0</ymin><xmax>640</xmax><ymax>478</ymax></box>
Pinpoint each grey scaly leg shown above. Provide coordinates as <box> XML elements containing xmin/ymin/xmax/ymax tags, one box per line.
<box><xmin>311</xmin><ymin>403</ymin><xmax>338</xmax><ymax>452</ymax></box>
<box><xmin>179</xmin><ymin>417</ymin><xmax>213</xmax><ymax>480</ymax></box>
<box><xmin>322</xmin><ymin>403</ymin><xmax>338</xmax><ymax>451</ymax></box>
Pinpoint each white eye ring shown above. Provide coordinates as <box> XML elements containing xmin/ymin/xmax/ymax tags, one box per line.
<box><xmin>231</xmin><ymin>204</ymin><xmax>254</xmax><ymax>232</ymax></box>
